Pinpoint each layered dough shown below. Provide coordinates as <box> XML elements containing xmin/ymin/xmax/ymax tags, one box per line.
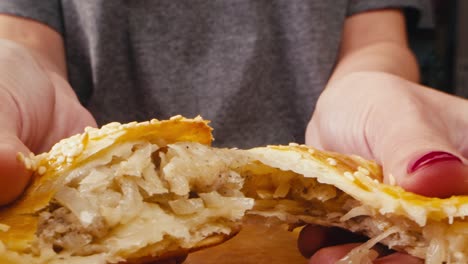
<box><xmin>30</xmin><ymin>141</ymin><xmax>252</xmax><ymax>263</ymax></box>
<box><xmin>1</xmin><ymin>116</ymin><xmax>468</xmax><ymax>264</ymax></box>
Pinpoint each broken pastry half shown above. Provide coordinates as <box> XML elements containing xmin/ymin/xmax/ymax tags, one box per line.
<box><xmin>0</xmin><ymin>116</ymin><xmax>466</xmax><ymax>264</ymax></box>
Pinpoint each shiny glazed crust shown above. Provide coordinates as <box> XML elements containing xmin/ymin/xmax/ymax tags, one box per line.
<box><xmin>2</xmin><ymin>116</ymin><xmax>468</xmax><ymax>263</ymax></box>
<box><xmin>0</xmin><ymin>116</ymin><xmax>213</xmax><ymax>254</ymax></box>
<box><xmin>249</xmin><ymin>145</ymin><xmax>468</xmax><ymax>226</ymax></box>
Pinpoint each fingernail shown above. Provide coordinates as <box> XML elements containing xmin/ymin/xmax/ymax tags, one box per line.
<box><xmin>408</xmin><ymin>151</ymin><xmax>462</xmax><ymax>174</ymax></box>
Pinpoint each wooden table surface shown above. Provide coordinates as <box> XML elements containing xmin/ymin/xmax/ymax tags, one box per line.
<box><xmin>186</xmin><ymin>219</ymin><xmax>307</xmax><ymax>264</ymax></box>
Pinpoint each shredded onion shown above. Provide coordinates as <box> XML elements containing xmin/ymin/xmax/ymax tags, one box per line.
<box><xmin>340</xmin><ymin>205</ymin><xmax>372</xmax><ymax>222</ymax></box>
<box><xmin>55</xmin><ymin>186</ymin><xmax>98</xmax><ymax>227</ymax></box>
<box><xmin>116</xmin><ymin>177</ymin><xmax>144</xmax><ymax>224</ymax></box>
<box><xmin>200</xmin><ymin>192</ymin><xmax>254</xmax><ymax>219</ymax></box>
<box><xmin>273</xmin><ymin>182</ymin><xmax>291</xmax><ymax>198</ymax></box>
<box><xmin>169</xmin><ymin>198</ymin><xmax>204</xmax><ymax>215</ymax></box>
<box><xmin>336</xmin><ymin>226</ymin><xmax>400</xmax><ymax>264</ymax></box>
<box><xmin>425</xmin><ymin>224</ymin><xmax>447</xmax><ymax>264</ymax></box>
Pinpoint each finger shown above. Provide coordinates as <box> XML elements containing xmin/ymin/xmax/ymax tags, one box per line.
<box><xmin>401</xmin><ymin>151</ymin><xmax>468</xmax><ymax>197</ymax></box>
<box><xmin>0</xmin><ymin>133</ymin><xmax>31</xmax><ymax>205</ymax></box>
<box><xmin>305</xmin><ymin>120</ymin><xmax>325</xmax><ymax>150</ymax></box>
<box><xmin>354</xmin><ymin>81</ymin><xmax>468</xmax><ymax>197</ymax></box>
<box><xmin>297</xmin><ymin>225</ymin><xmax>329</xmax><ymax>258</ymax></box>
<box><xmin>38</xmin><ymin>72</ymin><xmax>97</xmax><ymax>153</ymax></box>
<box><xmin>423</xmin><ymin>89</ymin><xmax>468</xmax><ymax>158</ymax></box>
<box><xmin>309</xmin><ymin>244</ymin><xmax>421</xmax><ymax>264</ymax></box>
<box><xmin>368</xmin><ymin>104</ymin><xmax>468</xmax><ymax>198</ymax></box>
<box><xmin>308</xmin><ymin>243</ymin><xmax>363</xmax><ymax>264</ymax></box>
<box><xmin>297</xmin><ymin>225</ymin><xmax>367</xmax><ymax>258</ymax></box>
<box><xmin>0</xmin><ymin>87</ymin><xmax>31</xmax><ymax>205</ymax></box>
<box><xmin>396</xmin><ymin>91</ymin><xmax>468</xmax><ymax>197</ymax></box>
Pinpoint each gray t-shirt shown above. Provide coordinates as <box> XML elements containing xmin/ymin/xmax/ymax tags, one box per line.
<box><xmin>0</xmin><ymin>0</ymin><xmax>423</xmax><ymax>148</ymax></box>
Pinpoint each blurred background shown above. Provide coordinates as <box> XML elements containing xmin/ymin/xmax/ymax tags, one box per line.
<box><xmin>413</xmin><ymin>0</ymin><xmax>467</xmax><ymax>98</ymax></box>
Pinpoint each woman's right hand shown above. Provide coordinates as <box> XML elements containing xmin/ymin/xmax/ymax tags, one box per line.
<box><xmin>0</xmin><ymin>39</ymin><xmax>96</xmax><ymax>205</ymax></box>
<box><xmin>302</xmin><ymin>71</ymin><xmax>468</xmax><ymax>263</ymax></box>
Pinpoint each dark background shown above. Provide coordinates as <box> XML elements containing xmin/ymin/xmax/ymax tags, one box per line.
<box><xmin>411</xmin><ymin>0</ymin><xmax>467</xmax><ymax>98</ymax></box>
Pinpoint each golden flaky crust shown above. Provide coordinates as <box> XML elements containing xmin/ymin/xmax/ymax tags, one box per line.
<box><xmin>249</xmin><ymin>145</ymin><xmax>468</xmax><ymax>226</ymax></box>
<box><xmin>2</xmin><ymin>116</ymin><xmax>468</xmax><ymax>264</ymax></box>
<box><xmin>248</xmin><ymin>145</ymin><xmax>468</xmax><ymax>262</ymax></box>
<box><xmin>0</xmin><ymin>116</ymin><xmax>213</xmax><ymax>254</ymax></box>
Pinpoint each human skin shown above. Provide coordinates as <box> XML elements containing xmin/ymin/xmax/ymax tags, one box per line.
<box><xmin>0</xmin><ymin>15</ymin><xmax>96</xmax><ymax>205</ymax></box>
<box><xmin>0</xmin><ymin>14</ymin><xmax>185</xmax><ymax>264</ymax></box>
<box><xmin>303</xmin><ymin>9</ymin><xmax>468</xmax><ymax>263</ymax></box>
<box><xmin>0</xmin><ymin>8</ymin><xmax>466</xmax><ymax>264</ymax></box>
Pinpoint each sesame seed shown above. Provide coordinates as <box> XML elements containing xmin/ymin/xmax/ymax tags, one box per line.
<box><xmin>326</xmin><ymin>158</ymin><xmax>337</xmax><ymax>166</ymax></box>
<box><xmin>288</xmin><ymin>142</ymin><xmax>299</xmax><ymax>146</ymax></box>
<box><xmin>23</xmin><ymin>159</ymin><xmax>31</xmax><ymax>170</ymax></box>
<box><xmin>31</xmin><ymin>162</ymin><xmax>38</xmax><ymax>171</ymax></box>
<box><xmin>57</xmin><ymin>156</ymin><xmax>65</xmax><ymax>163</ymax></box>
<box><xmin>106</xmin><ymin>122</ymin><xmax>121</xmax><ymax>128</ymax></box>
<box><xmin>127</xmin><ymin>121</ymin><xmax>137</xmax><ymax>126</ymax></box>
<box><xmin>358</xmin><ymin>167</ymin><xmax>370</xmax><ymax>175</ymax></box>
<box><xmin>343</xmin><ymin>172</ymin><xmax>354</xmax><ymax>181</ymax></box>
<box><xmin>170</xmin><ymin>115</ymin><xmax>182</xmax><ymax>120</ymax></box>
<box><xmin>38</xmin><ymin>166</ymin><xmax>47</xmax><ymax>175</ymax></box>
<box><xmin>353</xmin><ymin>171</ymin><xmax>363</xmax><ymax>177</ymax></box>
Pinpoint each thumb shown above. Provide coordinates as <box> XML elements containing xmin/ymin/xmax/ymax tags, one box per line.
<box><xmin>388</xmin><ymin>147</ymin><xmax>468</xmax><ymax>198</ymax></box>
<box><xmin>368</xmin><ymin>104</ymin><xmax>468</xmax><ymax>198</ymax></box>
<box><xmin>0</xmin><ymin>133</ymin><xmax>32</xmax><ymax>205</ymax></box>
<box><xmin>0</xmin><ymin>87</ymin><xmax>32</xmax><ymax>205</ymax></box>
<box><xmin>400</xmin><ymin>93</ymin><xmax>468</xmax><ymax>198</ymax></box>
<box><xmin>0</xmin><ymin>72</ymin><xmax>95</xmax><ymax>205</ymax></box>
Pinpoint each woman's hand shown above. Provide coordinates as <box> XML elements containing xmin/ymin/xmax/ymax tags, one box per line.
<box><xmin>297</xmin><ymin>226</ymin><xmax>423</xmax><ymax>264</ymax></box>
<box><xmin>302</xmin><ymin>71</ymin><xmax>468</xmax><ymax>263</ymax></box>
<box><xmin>0</xmin><ymin>39</ymin><xmax>96</xmax><ymax>205</ymax></box>
<box><xmin>307</xmin><ymin>71</ymin><xmax>468</xmax><ymax>196</ymax></box>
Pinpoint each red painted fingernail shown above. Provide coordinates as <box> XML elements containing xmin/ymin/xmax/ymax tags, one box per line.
<box><xmin>408</xmin><ymin>151</ymin><xmax>462</xmax><ymax>174</ymax></box>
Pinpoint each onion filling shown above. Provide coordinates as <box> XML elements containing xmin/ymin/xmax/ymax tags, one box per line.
<box><xmin>35</xmin><ymin>142</ymin><xmax>254</xmax><ymax>257</ymax></box>
<box><xmin>32</xmin><ymin>142</ymin><xmax>437</xmax><ymax>263</ymax></box>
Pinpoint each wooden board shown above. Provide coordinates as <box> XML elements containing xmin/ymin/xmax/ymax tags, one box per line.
<box><xmin>186</xmin><ymin>217</ymin><xmax>307</xmax><ymax>264</ymax></box>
